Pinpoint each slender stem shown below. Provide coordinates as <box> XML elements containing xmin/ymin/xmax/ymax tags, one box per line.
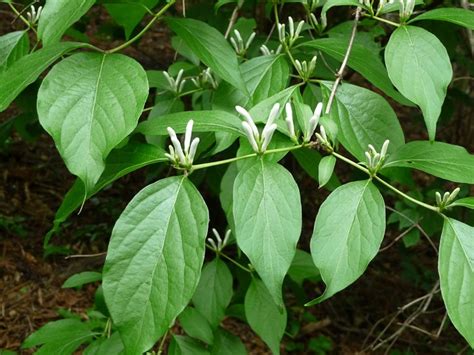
<box><xmin>105</xmin><ymin>0</ymin><xmax>176</xmax><ymax>54</ymax></box>
<box><xmin>206</xmin><ymin>244</ymin><xmax>252</xmax><ymax>273</ymax></box>
<box><xmin>8</xmin><ymin>3</ymin><xmax>37</xmax><ymax>35</ymax></box>
<box><xmin>157</xmin><ymin>329</ymin><xmax>169</xmax><ymax>354</ymax></box>
<box><xmin>331</xmin><ymin>151</ymin><xmax>369</xmax><ymax>174</ymax></box>
<box><xmin>365</xmin><ymin>13</ymin><xmax>401</xmax><ymax>27</ymax></box>
<box><xmin>178</xmin><ymin>88</ymin><xmax>203</xmax><ymax>97</ymax></box>
<box><xmin>374</xmin><ymin>176</ymin><xmax>440</xmax><ymax>213</ymax></box>
<box><xmin>224</xmin><ymin>3</ymin><xmax>241</xmax><ymax>38</ymax></box>
<box><xmin>191</xmin><ymin>144</ymin><xmax>305</xmax><ymax>171</ymax></box>
<box><xmin>325</xmin><ymin>7</ymin><xmax>361</xmax><ymax>114</ymax></box>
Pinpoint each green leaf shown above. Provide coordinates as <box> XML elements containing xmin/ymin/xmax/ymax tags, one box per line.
<box><xmin>22</xmin><ymin>319</ymin><xmax>95</xmax><ymax>354</ymax></box>
<box><xmin>167</xmin><ymin>18</ymin><xmax>247</xmax><ymax>93</ymax></box>
<box><xmin>178</xmin><ymin>307</ymin><xmax>214</xmax><ymax>344</ymax></box>
<box><xmin>410</xmin><ymin>8</ymin><xmax>474</xmax><ymax>29</ymax></box>
<box><xmin>288</xmin><ymin>249</ymin><xmax>320</xmax><ymax>286</ymax></box>
<box><xmin>245</xmin><ymin>278</ymin><xmax>287</xmax><ymax>354</ymax></box>
<box><xmin>169</xmin><ymin>335</ymin><xmax>210</xmax><ymax>355</ymax></box>
<box><xmin>84</xmin><ymin>332</ymin><xmax>124</xmax><ymax>355</ymax></box>
<box><xmin>38</xmin><ymin>0</ymin><xmax>95</xmax><ymax>46</ymax></box>
<box><xmin>300</xmin><ymin>38</ymin><xmax>411</xmax><ymax>105</ymax></box>
<box><xmin>45</xmin><ymin>142</ymin><xmax>167</xmax><ymax>245</ymax></box>
<box><xmin>37</xmin><ymin>52</ymin><xmax>148</xmax><ymax>193</ymax></box>
<box><xmin>192</xmin><ymin>258</ymin><xmax>233</xmax><ymax>329</ymax></box>
<box><xmin>210</xmin><ymin>328</ymin><xmax>246</xmax><ymax>355</ymax></box>
<box><xmin>103</xmin><ymin>176</ymin><xmax>209</xmax><ymax>354</ymax></box>
<box><xmin>383</xmin><ymin>141</ymin><xmax>474</xmax><ymax>184</ymax></box>
<box><xmin>308</xmin><ymin>180</ymin><xmax>385</xmax><ymax>305</ymax></box>
<box><xmin>0</xmin><ymin>31</ymin><xmax>29</xmax><ymax>71</ymax></box>
<box><xmin>105</xmin><ymin>0</ymin><xmax>160</xmax><ymax>39</ymax></box>
<box><xmin>233</xmin><ymin>160</ymin><xmax>302</xmax><ymax>306</ymax></box>
<box><xmin>137</xmin><ymin>110</ymin><xmax>243</xmax><ymax>137</ymax></box>
<box><xmin>439</xmin><ymin>218</ymin><xmax>474</xmax><ymax>347</ymax></box>
<box><xmin>450</xmin><ymin>197</ymin><xmax>474</xmax><ymax>210</ymax></box>
<box><xmin>318</xmin><ymin>155</ymin><xmax>336</xmax><ymax>189</ymax></box>
<box><xmin>385</xmin><ymin>26</ymin><xmax>452</xmax><ymax>140</ymax></box>
<box><xmin>321</xmin><ymin>82</ymin><xmax>405</xmax><ymax>161</ymax></box>
<box><xmin>62</xmin><ymin>271</ymin><xmax>102</xmax><ymax>288</ymax></box>
<box><xmin>0</xmin><ymin>42</ymin><xmax>85</xmax><ymax>112</ymax></box>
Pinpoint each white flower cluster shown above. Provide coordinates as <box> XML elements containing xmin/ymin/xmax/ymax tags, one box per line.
<box><xmin>236</xmin><ymin>104</ymin><xmax>279</xmax><ymax>154</ymax></box>
<box><xmin>207</xmin><ymin>228</ymin><xmax>231</xmax><ymax>252</ymax></box>
<box><xmin>26</xmin><ymin>5</ymin><xmax>42</xmax><ymax>25</ymax></box>
<box><xmin>398</xmin><ymin>0</ymin><xmax>415</xmax><ymax>20</ymax></box>
<box><xmin>191</xmin><ymin>68</ymin><xmax>218</xmax><ymax>89</ymax></box>
<box><xmin>364</xmin><ymin>140</ymin><xmax>390</xmax><ymax>173</ymax></box>
<box><xmin>230</xmin><ymin>29</ymin><xmax>256</xmax><ymax>56</ymax></box>
<box><xmin>284</xmin><ymin>102</ymin><xmax>323</xmax><ymax>143</ymax></box>
<box><xmin>163</xmin><ymin>69</ymin><xmax>186</xmax><ymax>95</ymax></box>
<box><xmin>165</xmin><ymin>120</ymin><xmax>200</xmax><ymax>169</ymax></box>
<box><xmin>294</xmin><ymin>55</ymin><xmax>317</xmax><ymax>81</ymax></box>
<box><xmin>260</xmin><ymin>44</ymin><xmax>282</xmax><ymax>56</ymax></box>
<box><xmin>436</xmin><ymin>188</ymin><xmax>460</xmax><ymax>210</ymax></box>
<box><xmin>278</xmin><ymin>17</ymin><xmax>305</xmax><ymax>48</ymax></box>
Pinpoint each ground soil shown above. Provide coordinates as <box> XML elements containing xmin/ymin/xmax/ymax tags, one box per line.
<box><xmin>1</xmin><ymin>3</ymin><xmax>473</xmax><ymax>355</ymax></box>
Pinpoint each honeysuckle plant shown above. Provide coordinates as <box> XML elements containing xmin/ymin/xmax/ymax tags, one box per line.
<box><xmin>1</xmin><ymin>0</ymin><xmax>473</xmax><ymax>353</ymax></box>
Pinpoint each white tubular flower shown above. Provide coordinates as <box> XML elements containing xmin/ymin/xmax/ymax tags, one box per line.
<box><xmin>26</xmin><ymin>5</ymin><xmax>42</xmax><ymax>25</ymax></box>
<box><xmin>230</xmin><ymin>29</ymin><xmax>256</xmax><ymax>56</ymax></box>
<box><xmin>364</xmin><ymin>139</ymin><xmax>390</xmax><ymax>174</ymax></box>
<box><xmin>192</xmin><ymin>68</ymin><xmax>218</xmax><ymax>89</ymax></box>
<box><xmin>163</xmin><ymin>69</ymin><xmax>187</xmax><ymax>94</ymax></box>
<box><xmin>285</xmin><ymin>103</ymin><xmax>296</xmax><ymax>140</ymax></box>
<box><xmin>166</xmin><ymin>120</ymin><xmax>200</xmax><ymax>168</ymax></box>
<box><xmin>208</xmin><ymin>228</ymin><xmax>232</xmax><ymax>252</ymax></box>
<box><xmin>294</xmin><ymin>55</ymin><xmax>317</xmax><ymax>81</ymax></box>
<box><xmin>305</xmin><ymin>102</ymin><xmax>323</xmax><ymax>142</ymax></box>
<box><xmin>260</xmin><ymin>44</ymin><xmax>272</xmax><ymax>56</ymax></box>
<box><xmin>436</xmin><ymin>187</ymin><xmax>461</xmax><ymax>210</ymax></box>
<box><xmin>309</xmin><ymin>13</ymin><xmax>319</xmax><ymax>27</ymax></box>
<box><xmin>235</xmin><ymin>104</ymin><xmax>280</xmax><ymax>154</ymax></box>
<box><xmin>278</xmin><ymin>17</ymin><xmax>305</xmax><ymax>48</ymax></box>
<box><xmin>399</xmin><ymin>0</ymin><xmax>415</xmax><ymax>20</ymax></box>
<box><xmin>277</xmin><ymin>23</ymin><xmax>286</xmax><ymax>43</ymax></box>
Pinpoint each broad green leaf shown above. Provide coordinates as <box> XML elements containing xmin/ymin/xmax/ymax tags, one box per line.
<box><xmin>210</xmin><ymin>328</ymin><xmax>246</xmax><ymax>355</ymax></box>
<box><xmin>385</xmin><ymin>26</ymin><xmax>452</xmax><ymax>140</ymax></box>
<box><xmin>136</xmin><ymin>110</ymin><xmax>244</xmax><ymax>136</ymax></box>
<box><xmin>439</xmin><ymin>218</ymin><xmax>474</xmax><ymax>347</ymax></box>
<box><xmin>103</xmin><ymin>176</ymin><xmax>209</xmax><ymax>354</ymax></box>
<box><xmin>308</xmin><ymin>180</ymin><xmax>385</xmax><ymax>305</ymax></box>
<box><xmin>292</xmin><ymin>148</ymin><xmax>340</xmax><ymax>191</ymax></box>
<box><xmin>37</xmin><ymin>52</ymin><xmax>148</xmax><ymax>193</ymax></box>
<box><xmin>451</xmin><ymin>197</ymin><xmax>474</xmax><ymax>210</ymax></box>
<box><xmin>383</xmin><ymin>141</ymin><xmax>474</xmax><ymax>184</ymax></box>
<box><xmin>192</xmin><ymin>258</ymin><xmax>233</xmax><ymax>328</ymax></box>
<box><xmin>233</xmin><ymin>160</ymin><xmax>302</xmax><ymax>306</ymax></box>
<box><xmin>105</xmin><ymin>0</ymin><xmax>160</xmax><ymax>39</ymax></box>
<box><xmin>318</xmin><ymin>155</ymin><xmax>336</xmax><ymax>189</ymax></box>
<box><xmin>178</xmin><ymin>307</ymin><xmax>214</xmax><ymax>344</ymax></box>
<box><xmin>167</xmin><ymin>18</ymin><xmax>247</xmax><ymax>93</ymax></box>
<box><xmin>410</xmin><ymin>8</ymin><xmax>474</xmax><ymax>29</ymax></box>
<box><xmin>245</xmin><ymin>278</ymin><xmax>287</xmax><ymax>354</ymax></box>
<box><xmin>0</xmin><ymin>42</ymin><xmax>85</xmax><ymax>112</ymax></box>
<box><xmin>321</xmin><ymin>82</ymin><xmax>405</xmax><ymax>161</ymax></box>
<box><xmin>84</xmin><ymin>332</ymin><xmax>124</xmax><ymax>355</ymax></box>
<box><xmin>169</xmin><ymin>335</ymin><xmax>210</xmax><ymax>355</ymax></box>
<box><xmin>288</xmin><ymin>249</ymin><xmax>321</xmax><ymax>286</ymax></box>
<box><xmin>44</xmin><ymin>142</ymin><xmax>167</xmax><ymax>245</ymax></box>
<box><xmin>38</xmin><ymin>0</ymin><xmax>95</xmax><ymax>46</ymax></box>
<box><xmin>62</xmin><ymin>271</ymin><xmax>102</xmax><ymax>288</ymax></box>
<box><xmin>22</xmin><ymin>319</ymin><xmax>95</xmax><ymax>354</ymax></box>
<box><xmin>0</xmin><ymin>31</ymin><xmax>29</xmax><ymax>71</ymax></box>
<box><xmin>300</xmin><ymin>38</ymin><xmax>411</xmax><ymax>105</ymax></box>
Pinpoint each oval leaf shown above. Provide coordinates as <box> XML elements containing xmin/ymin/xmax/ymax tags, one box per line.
<box><xmin>245</xmin><ymin>278</ymin><xmax>287</xmax><ymax>354</ymax></box>
<box><xmin>38</xmin><ymin>0</ymin><xmax>95</xmax><ymax>46</ymax></box>
<box><xmin>410</xmin><ymin>8</ymin><xmax>474</xmax><ymax>29</ymax></box>
<box><xmin>439</xmin><ymin>218</ymin><xmax>474</xmax><ymax>347</ymax></box>
<box><xmin>192</xmin><ymin>258</ymin><xmax>233</xmax><ymax>329</ymax></box>
<box><xmin>321</xmin><ymin>82</ymin><xmax>405</xmax><ymax>161</ymax></box>
<box><xmin>103</xmin><ymin>176</ymin><xmax>209</xmax><ymax>354</ymax></box>
<box><xmin>385</xmin><ymin>26</ymin><xmax>452</xmax><ymax>140</ymax></box>
<box><xmin>383</xmin><ymin>141</ymin><xmax>474</xmax><ymax>184</ymax></box>
<box><xmin>308</xmin><ymin>180</ymin><xmax>385</xmax><ymax>305</ymax></box>
<box><xmin>167</xmin><ymin>17</ymin><xmax>247</xmax><ymax>93</ymax></box>
<box><xmin>0</xmin><ymin>31</ymin><xmax>29</xmax><ymax>71</ymax></box>
<box><xmin>37</xmin><ymin>52</ymin><xmax>148</xmax><ymax>193</ymax></box>
<box><xmin>233</xmin><ymin>160</ymin><xmax>302</xmax><ymax>306</ymax></box>
<box><xmin>318</xmin><ymin>155</ymin><xmax>337</xmax><ymax>189</ymax></box>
